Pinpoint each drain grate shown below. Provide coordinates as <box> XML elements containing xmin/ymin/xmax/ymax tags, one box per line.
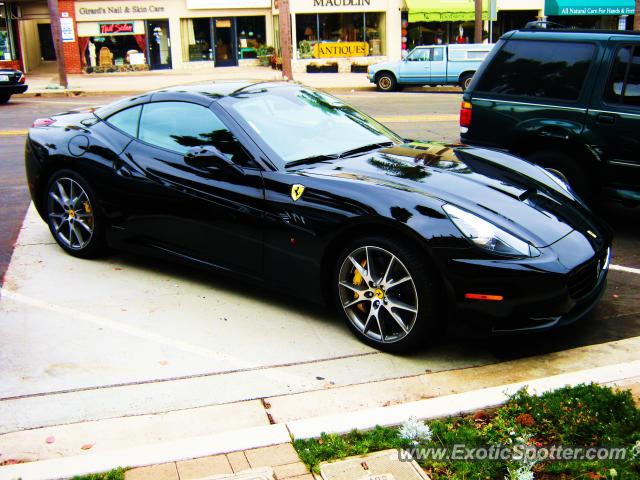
<box><xmin>320</xmin><ymin>450</ymin><xmax>430</xmax><ymax>480</ymax></box>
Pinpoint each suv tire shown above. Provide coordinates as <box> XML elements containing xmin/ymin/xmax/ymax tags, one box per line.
<box><xmin>527</xmin><ymin>150</ymin><xmax>592</xmax><ymax>201</ymax></box>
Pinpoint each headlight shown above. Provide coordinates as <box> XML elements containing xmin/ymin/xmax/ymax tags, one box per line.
<box><xmin>443</xmin><ymin>204</ymin><xmax>540</xmax><ymax>257</ymax></box>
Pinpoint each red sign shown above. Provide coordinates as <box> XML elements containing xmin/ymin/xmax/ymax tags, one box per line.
<box><xmin>99</xmin><ymin>23</ymin><xmax>134</xmax><ymax>34</ymax></box>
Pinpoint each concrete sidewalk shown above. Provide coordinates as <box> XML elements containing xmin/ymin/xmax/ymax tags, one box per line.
<box><xmin>21</xmin><ymin>66</ymin><xmax>376</xmax><ymax>96</ymax></box>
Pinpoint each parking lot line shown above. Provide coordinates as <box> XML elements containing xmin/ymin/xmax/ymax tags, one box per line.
<box><xmin>0</xmin><ymin>129</ymin><xmax>28</xmax><ymax>136</ymax></box>
<box><xmin>374</xmin><ymin>114</ymin><xmax>458</xmax><ymax>123</ymax></box>
<box><xmin>610</xmin><ymin>264</ymin><xmax>640</xmax><ymax>275</ymax></box>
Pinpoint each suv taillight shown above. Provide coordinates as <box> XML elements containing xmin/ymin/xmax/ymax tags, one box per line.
<box><xmin>18</xmin><ymin>74</ymin><xmax>26</xmax><ymax>84</ymax></box>
<box><xmin>459</xmin><ymin>101</ymin><xmax>472</xmax><ymax>131</ymax></box>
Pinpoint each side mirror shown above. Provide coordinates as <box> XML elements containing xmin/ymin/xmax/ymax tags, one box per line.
<box><xmin>185</xmin><ymin>145</ymin><xmax>244</xmax><ymax>175</ymax></box>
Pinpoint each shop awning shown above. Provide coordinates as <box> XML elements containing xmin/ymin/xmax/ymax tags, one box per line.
<box><xmin>406</xmin><ymin>0</ymin><xmax>488</xmax><ymax>23</ymax></box>
<box><xmin>544</xmin><ymin>0</ymin><xmax>635</xmax><ymax>15</ymax></box>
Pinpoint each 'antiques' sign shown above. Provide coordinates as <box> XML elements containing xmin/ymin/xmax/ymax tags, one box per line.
<box><xmin>313</xmin><ymin>42</ymin><xmax>369</xmax><ymax>58</ymax></box>
<box><xmin>99</xmin><ymin>22</ymin><xmax>135</xmax><ymax>34</ymax></box>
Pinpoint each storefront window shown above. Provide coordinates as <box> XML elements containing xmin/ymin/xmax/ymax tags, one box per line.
<box><xmin>237</xmin><ymin>16</ymin><xmax>266</xmax><ymax>59</ymax></box>
<box><xmin>181</xmin><ymin>18</ymin><xmax>212</xmax><ymax>62</ymax></box>
<box><xmin>0</xmin><ymin>2</ymin><xmax>16</xmax><ymax>61</ymax></box>
<box><xmin>296</xmin><ymin>12</ymin><xmax>385</xmax><ymax>59</ymax></box>
<box><xmin>82</xmin><ymin>34</ymin><xmax>146</xmax><ymax>69</ymax></box>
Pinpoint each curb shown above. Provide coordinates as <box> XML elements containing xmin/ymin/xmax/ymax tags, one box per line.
<box><xmin>1</xmin><ymin>360</ymin><xmax>638</xmax><ymax>480</ymax></box>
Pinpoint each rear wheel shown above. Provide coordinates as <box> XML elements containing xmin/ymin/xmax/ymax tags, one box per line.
<box><xmin>459</xmin><ymin>73</ymin><xmax>474</xmax><ymax>91</ymax></box>
<box><xmin>45</xmin><ymin>169</ymin><xmax>106</xmax><ymax>258</ymax></box>
<box><xmin>333</xmin><ymin>236</ymin><xmax>442</xmax><ymax>352</ymax></box>
<box><xmin>526</xmin><ymin>150</ymin><xmax>592</xmax><ymax>200</ymax></box>
<box><xmin>376</xmin><ymin>72</ymin><xmax>397</xmax><ymax>92</ymax></box>
<box><xmin>0</xmin><ymin>94</ymin><xmax>11</xmax><ymax>104</ymax></box>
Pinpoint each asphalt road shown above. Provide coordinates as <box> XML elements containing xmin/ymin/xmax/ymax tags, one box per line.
<box><xmin>0</xmin><ymin>90</ymin><xmax>638</xmax><ymax>358</ymax></box>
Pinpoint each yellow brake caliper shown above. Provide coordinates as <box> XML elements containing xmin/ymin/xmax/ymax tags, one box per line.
<box><xmin>353</xmin><ymin>259</ymin><xmax>367</xmax><ymax>313</ymax></box>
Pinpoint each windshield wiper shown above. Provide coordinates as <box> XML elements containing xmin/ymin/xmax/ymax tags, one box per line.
<box><xmin>285</xmin><ymin>153</ymin><xmax>340</xmax><ymax>168</ymax></box>
<box><xmin>337</xmin><ymin>142</ymin><xmax>395</xmax><ymax>158</ymax></box>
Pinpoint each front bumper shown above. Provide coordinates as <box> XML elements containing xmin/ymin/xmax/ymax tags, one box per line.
<box><xmin>0</xmin><ymin>84</ymin><xmax>28</xmax><ymax>95</ymax></box>
<box><xmin>434</xmin><ymin>230</ymin><xmax>611</xmax><ymax>334</ymax></box>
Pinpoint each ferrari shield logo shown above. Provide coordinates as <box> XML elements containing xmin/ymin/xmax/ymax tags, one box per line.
<box><xmin>291</xmin><ymin>184</ymin><xmax>305</xmax><ymax>202</ymax></box>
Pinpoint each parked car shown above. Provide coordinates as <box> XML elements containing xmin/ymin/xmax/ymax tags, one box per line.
<box><xmin>460</xmin><ymin>26</ymin><xmax>640</xmax><ymax>205</ymax></box>
<box><xmin>367</xmin><ymin>44</ymin><xmax>494</xmax><ymax>92</ymax></box>
<box><xmin>0</xmin><ymin>68</ymin><xmax>27</xmax><ymax>104</ymax></box>
<box><xmin>25</xmin><ymin>82</ymin><xmax>611</xmax><ymax>351</ymax></box>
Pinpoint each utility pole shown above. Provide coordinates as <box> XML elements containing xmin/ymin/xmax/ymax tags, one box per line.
<box><xmin>47</xmin><ymin>0</ymin><xmax>68</xmax><ymax>89</ymax></box>
<box><xmin>474</xmin><ymin>0</ymin><xmax>483</xmax><ymax>43</ymax></box>
<box><xmin>277</xmin><ymin>0</ymin><xmax>293</xmax><ymax>81</ymax></box>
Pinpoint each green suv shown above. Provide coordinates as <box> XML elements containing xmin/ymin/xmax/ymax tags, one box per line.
<box><xmin>460</xmin><ymin>27</ymin><xmax>640</xmax><ymax>204</ymax></box>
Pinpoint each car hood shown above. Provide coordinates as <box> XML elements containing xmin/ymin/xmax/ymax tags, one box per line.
<box><xmin>294</xmin><ymin>142</ymin><xmax>601</xmax><ymax>248</ymax></box>
<box><xmin>369</xmin><ymin>60</ymin><xmax>399</xmax><ymax>72</ymax></box>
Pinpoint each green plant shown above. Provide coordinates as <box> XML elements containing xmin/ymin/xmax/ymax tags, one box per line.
<box><xmin>71</xmin><ymin>467</ymin><xmax>127</xmax><ymax>480</ymax></box>
<box><xmin>256</xmin><ymin>45</ymin><xmax>275</xmax><ymax>57</ymax></box>
<box><xmin>297</xmin><ymin>40</ymin><xmax>313</xmax><ymax>59</ymax></box>
<box><xmin>293</xmin><ymin>384</ymin><xmax>640</xmax><ymax>479</ymax></box>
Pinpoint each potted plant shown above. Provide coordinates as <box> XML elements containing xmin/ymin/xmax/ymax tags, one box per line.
<box><xmin>321</xmin><ymin>62</ymin><xmax>338</xmax><ymax>73</ymax></box>
<box><xmin>350</xmin><ymin>62</ymin><xmax>368</xmax><ymax>73</ymax></box>
<box><xmin>297</xmin><ymin>40</ymin><xmax>313</xmax><ymax>59</ymax></box>
<box><xmin>257</xmin><ymin>45</ymin><xmax>275</xmax><ymax>66</ymax></box>
<box><xmin>306</xmin><ymin>62</ymin><xmax>321</xmax><ymax>73</ymax></box>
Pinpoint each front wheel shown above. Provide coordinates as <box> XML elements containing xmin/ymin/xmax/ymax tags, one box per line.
<box><xmin>376</xmin><ymin>73</ymin><xmax>397</xmax><ymax>92</ymax></box>
<box><xmin>333</xmin><ymin>236</ymin><xmax>443</xmax><ymax>352</ymax></box>
<box><xmin>45</xmin><ymin>169</ymin><xmax>106</xmax><ymax>258</ymax></box>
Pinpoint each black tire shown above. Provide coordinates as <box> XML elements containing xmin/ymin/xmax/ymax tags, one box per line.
<box><xmin>44</xmin><ymin>169</ymin><xmax>107</xmax><ymax>258</ymax></box>
<box><xmin>0</xmin><ymin>94</ymin><xmax>11</xmax><ymax>104</ymax></box>
<box><xmin>376</xmin><ymin>72</ymin><xmax>397</xmax><ymax>92</ymax></box>
<box><xmin>526</xmin><ymin>150</ymin><xmax>592</xmax><ymax>201</ymax></box>
<box><xmin>332</xmin><ymin>235</ymin><xmax>443</xmax><ymax>352</ymax></box>
<box><xmin>459</xmin><ymin>73</ymin><xmax>474</xmax><ymax>91</ymax></box>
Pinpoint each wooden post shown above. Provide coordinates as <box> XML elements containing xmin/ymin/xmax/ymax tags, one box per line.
<box><xmin>47</xmin><ymin>0</ymin><xmax>68</xmax><ymax>89</ymax></box>
<box><xmin>474</xmin><ymin>0</ymin><xmax>483</xmax><ymax>43</ymax></box>
<box><xmin>278</xmin><ymin>0</ymin><xmax>293</xmax><ymax>81</ymax></box>
<box><xmin>635</xmin><ymin>0</ymin><xmax>640</xmax><ymax>30</ymax></box>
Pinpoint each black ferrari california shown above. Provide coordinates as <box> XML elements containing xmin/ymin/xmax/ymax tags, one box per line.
<box><xmin>25</xmin><ymin>82</ymin><xmax>612</xmax><ymax>351</ymax></box>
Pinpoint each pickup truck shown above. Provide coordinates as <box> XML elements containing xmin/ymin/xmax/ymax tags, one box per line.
<box><xmin>367</xmin><ymin>44</ymin><xmax>494</xmax><ymax>92</ymax></box>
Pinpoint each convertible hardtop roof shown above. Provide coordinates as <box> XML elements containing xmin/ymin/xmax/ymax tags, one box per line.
<box><xmin>157</xmin><ymin>80</ymin><xmax>294</xmax><ymax>98</ymax></box>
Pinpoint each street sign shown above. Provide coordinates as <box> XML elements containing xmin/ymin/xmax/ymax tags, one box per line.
<box><xmin>60</xmin><ymin>17</ymin><xmax>76</xmax><ymax>42</ymax></box>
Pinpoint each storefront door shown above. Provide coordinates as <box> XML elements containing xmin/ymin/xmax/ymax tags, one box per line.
<box><xmin>146</xmin><ymin>19</ymin><xmax>172</xmax><ymax>69</ymax></box>
<box><xmin>213</xmin><ymin>18</ymin><xmax>237</xmax><ymax>67</ymax></box>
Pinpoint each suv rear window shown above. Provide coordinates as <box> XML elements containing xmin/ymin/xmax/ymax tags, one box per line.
<box><xmin>475</xmin><ymin>40</ymin><xmax>595</xmax><ymax>102</ymax></box>
<box><xmin>604</xmin><ymin>46</ymin><xmax>640</xmax><ymax>108</ymax></box>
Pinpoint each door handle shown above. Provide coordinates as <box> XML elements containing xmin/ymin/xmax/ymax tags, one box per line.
<box><xmin>596</xmin><ymin>113</ymin><xmax>616</xmax><ymax>124</ymax></box>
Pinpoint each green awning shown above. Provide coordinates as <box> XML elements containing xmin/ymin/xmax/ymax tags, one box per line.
<box><xmin>406</xmin><ymin>0</ymin><xmax>488</xmax><ymax>23</ymax></box>
<box><xmin>544</xmin><ymin>0</ymin><xmax>635</xmax><ymax>15</ymax></box>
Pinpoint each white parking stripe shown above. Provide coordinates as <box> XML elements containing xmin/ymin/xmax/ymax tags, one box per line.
<box><xmin>610</xmin><ymin>264</ymin><xmax>640</xmax><ymax>275</ymax></box>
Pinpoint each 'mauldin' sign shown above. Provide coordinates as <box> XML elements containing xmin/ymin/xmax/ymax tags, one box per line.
<box><xmin>313</xmin><ymin>0</ymin><xmax>371</xmax><ymax>5</ymax></box>
<box><xmin>314</xmin><ymin>42</ymin><xmax>370</xmax><ymax>58</ymax></box>
<box><xmin>288</xmin><ymin>0</ymin><xmax>385</xmax><ymax>12</ymax></box>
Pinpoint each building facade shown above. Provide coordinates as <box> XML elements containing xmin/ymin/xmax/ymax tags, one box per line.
<box><xmin>2</xmin><ymin>0</ymin><xmax>636</xmax><ymax>74</ymax></box>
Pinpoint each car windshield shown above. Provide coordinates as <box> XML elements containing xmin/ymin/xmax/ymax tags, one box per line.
<box><xmin>226</xmin><ymin>87</ymin><xmax>403</xmax><ymax>164</ymax></box>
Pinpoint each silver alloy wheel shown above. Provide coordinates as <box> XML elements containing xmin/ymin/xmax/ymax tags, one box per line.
<box><xmin>338</xmin><ymin>245</ymin><xmax>419</xmax><ymax>344</ymax></box>
<box><xmin>47</xmin><ymin>177</ymin><xmax>94</xmax><ymax>250</ymax></box>
<box><xmin>379</xmin><ymin>76</ymin><xmax>392</xmax><ymax>90</ymax></box>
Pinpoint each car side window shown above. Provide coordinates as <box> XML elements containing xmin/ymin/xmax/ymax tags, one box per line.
<box><xmin>106</xmin><ymin>105</ymin><xmax>142</xmax><ymax>137</ymax></box>
<box><xmin>432</xmin><ymin>48</ymin><xmax>444</xmax><ymax>62</ymax></box>
<box><xmin>475</xmin><ymin>40</ymin><xmax>595</xmax><ymax>101</ymax></box>
<box><xmin>138</xmin><ymin>101</ymin><xmax>255</xmax><ymax>167</ymax></box>
<box><xmin>605</xmin><ymin>46</ymin><xmax>640</xmax><ymax>108</ymax></box>
<box><xmin>407</xmin><ymin>49</ymin><xmax>427</xmax><ymax>61</ymax></box>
